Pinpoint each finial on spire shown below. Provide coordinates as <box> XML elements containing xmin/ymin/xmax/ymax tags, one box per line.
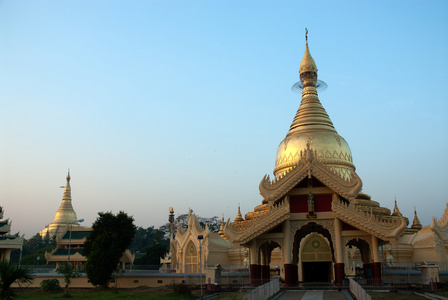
<box><xmin>234</xmin><ymin>205</ymin><xmax>244</xmax><ymax>222</ymax></box>
<box><xmin>66</xmin><ymin>169</ymin><xmax>71</xmax><ymax>181</ymax></box>
<box><xmin>305</xmin><ymin>28</ymin><xmax>308</xmax><ymax>43</ymax></box>
<box><xmin>392</xmin><ymin>199</ymin><xmax>400</xmax><ymax>216</ymax></box>
<box><xmin>412</xmin><ymin>206</ymin><xmax>422</xmax><ymax>231</ymax></box>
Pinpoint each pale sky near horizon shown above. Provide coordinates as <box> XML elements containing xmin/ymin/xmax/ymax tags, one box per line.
<box><xmin>1</xmin><ymin>1</ymin><xmax>447</xmax><ymax>239</ymax></box>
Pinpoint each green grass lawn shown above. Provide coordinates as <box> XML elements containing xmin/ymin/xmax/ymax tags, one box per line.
<box><xmin>12</xmin><ymin>288</ymin><xmax>197</xmax><ymax>299</ymax></box>
<box><xmin>368</xmin><ymin>291</ymin><xmax>431</xmax><ymax>299</ymax></box>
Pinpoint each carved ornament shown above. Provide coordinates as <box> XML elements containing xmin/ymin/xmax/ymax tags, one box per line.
<box><xmin>222</xmin><ymin>199</ymin><xmax>290</xmax><ymax>244</ymax></box>
<box><xmin>259</xmin><ymin>147</ymin><xmax>362</xmax><ymax>204</ymax></box>
<box><xmin>290</xmin><ymin>219</ymin><xmax>337</xmax><ymax>261</ymax></box>
<box><xmin>332</xmin><ymin>199</ymin><xmax>406</xmax><ymax>245</ymax></box>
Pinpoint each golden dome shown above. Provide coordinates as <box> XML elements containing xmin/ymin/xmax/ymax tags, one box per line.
<box><xmin>274</xmin><ymin>39</ymin><xmax>355</xmax><ymax>180</ymax></box>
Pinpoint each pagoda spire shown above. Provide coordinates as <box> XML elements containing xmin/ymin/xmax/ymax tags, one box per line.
<box><xmin>234</xmin><ymin>205</ymin><xmax>244</xmax><ymax>222</ymax></box>
<box><xmin>273</xmin><ymin>29</ymin><xmax>357</xmax><ymax>181</ymax></box>
<box><xmin>51</xmin><ymin>170</ymin><xmax>79</xmax><ymax>226</ymax></box>
<box><xmin>286</xmin><ymin>29</ymin><xmax>336</xmax><ymax>138</ymax></box>
<box><xmin>392</xmin><ymin>199</ymin><xmax>400</xmax><ymax>216</ymax></box>
<box><xmin>411</xmin><ymin>207</ymin><xmax>422</xmax><ymax>231</ymax></box>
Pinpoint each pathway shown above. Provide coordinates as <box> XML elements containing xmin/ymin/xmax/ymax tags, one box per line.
<box><xmin>278</xmin><ymin>290</ymin><xmax>351</xmax><ymax>300</ymax></box>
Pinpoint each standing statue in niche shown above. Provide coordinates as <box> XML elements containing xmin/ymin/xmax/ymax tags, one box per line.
<box><xmin>307</xmin><ymin>192</ymin><xmax>316</xmax><ymax>218</ymax></box>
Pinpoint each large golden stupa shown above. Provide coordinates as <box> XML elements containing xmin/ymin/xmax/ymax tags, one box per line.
<box><xmin>274</xmin><ymin>40</ymin><xmax>354</xmax><ymax>181</ymax></box>
<box><xmin>39</xmin><ymin>171</ymin><xmax>80</xmax><ymax>239</ymax></box>
<box><xmin>166</xmin><ymin>31</ymin><xmax>448</xmax><ymax>289</ymax></box>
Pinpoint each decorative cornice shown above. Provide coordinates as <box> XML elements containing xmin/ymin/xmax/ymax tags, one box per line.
<box><xmin>259</xmin><ymin>163</ymin><xmax>308</xmax><ymax>203</ymax></box>
<box><xmin>260</xmin><ymin>146</ymin><xmax>362</xmax><ymax>203</ymax></box>
<box><xmin>223</xmin><ymin>199</ymin><xmax>290</xmax><ymax>244</ymax></box>
<box><xmin>332</xmin><ymin>199</ymin><xmax>406</xmax><ymax>245</ymax></box>
<box><xmin>431</xmin><ymin>213</ymin><xmax>448</xmax><ymax>244</ymax></box>
<box><xmin>437</xmin><ymin>203</ymin><xmax>448</xmax><ymax>227</ymax></box>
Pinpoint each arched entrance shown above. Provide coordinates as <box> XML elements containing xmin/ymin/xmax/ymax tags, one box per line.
<box><xmin>346</xmin><ymin>238</ymin><xmax>372</xmax><ymax>282</ymax></box>
<box><xmin>301</xmin><ymin>233</ymin><xmax>332</xmax><ymax>282</ymax></box>
<box><xmin>257</xmin><ymin>241</ymin><xmax>281</xmax><ymax>285</ymax></box>
<box><xmin>185</xmin><ymin>240</ymin><xmax>198</xmax><ymax>273</ymax></box>
<box><xmin>292</xmin><ymin>222</ymin><xmax>335</xmax><ymax>284</ymax></box>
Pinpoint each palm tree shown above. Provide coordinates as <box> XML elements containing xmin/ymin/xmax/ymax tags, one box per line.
<box><xmin>0</xmin><ymin>259</ymin><xmax>33</xmax><ymax>300</ymax></box>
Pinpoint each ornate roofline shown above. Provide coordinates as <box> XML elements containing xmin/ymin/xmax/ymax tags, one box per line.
<box><xmin>222</xmin><ymin>199</ymin><xmax>290</xmax><ymax>244</ymax></box>
<box><xmin>430</xmin><ymin>212</ymin><xmax>448</xmax><ymax>244</ymax></box>
<box><xmin>332</xmin><ymin>199</ymin><xmax>407</xmax><ymax>245</ymax></box>
<box><xmin>175</xmin><ymin>210</ymin><xmax>209</xmax><ymax>249</ymax></box>
<box><xmin>260</xmin><ymin>145</ymin><xmax>362</xmax><ymax>203</ymax></box>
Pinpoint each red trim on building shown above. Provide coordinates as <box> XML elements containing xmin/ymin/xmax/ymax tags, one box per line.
<box><xmin>342</xmin><ymin>222</ymin><xmax>358</xmax><ymax>231</ymax></box>
<box><xmin>290</xmin><ymin>194</ymin><xmax>333</xmax><ymax>213</ymax></box>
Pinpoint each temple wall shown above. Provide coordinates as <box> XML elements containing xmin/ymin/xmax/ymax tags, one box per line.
<box><xmin>207</xmin><ymin>251</ymin><xmax>230</xmax><ymax>267</ymax></box>
<box><xmin>412</xmin><ymin>248</ymin><xmax>440</xmax><ymax>263</ymax></box>
<box><xmin>13</xmin><ymin>273</ymin><xmax>249</xmax><ymax>289</ymax></box>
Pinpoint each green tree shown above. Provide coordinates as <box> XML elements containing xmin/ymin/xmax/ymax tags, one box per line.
<box><xmin>158</xmin><ymin>212</ymin><xmax>221</xmax><ymax>239</ymax></box>
<box><xmin>0</xmin><ymin>259</ymin><xmax>33</xmax><ymax>300</ymax></box>
<box><xmin>134</xmin><ymin>243</ymin><xmax>169</xmax><ymax>265</ymax></box>
<box><xmin>83</xmin><ymin>211</ymin><xmax>136</xmax><ymax>288</ymax></box>
<box><xmin>11</xmin><ymin>233</ymin><xmax>56</xmax><ymax>264</ymax></box>
<box><xmin>57</xmin><ymin>264</ymin><xmax>80</xmax><ymax>297</ymax></box>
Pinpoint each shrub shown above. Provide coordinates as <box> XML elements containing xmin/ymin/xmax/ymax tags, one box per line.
<box><xmin>40</xmin><ymin>279</ymin><xmax>62</xmax><ymax>292</ymax></box>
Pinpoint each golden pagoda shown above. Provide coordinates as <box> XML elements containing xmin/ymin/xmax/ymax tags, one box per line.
<box><xmin>166</xmin><ymin>30</ymin><xmax>448</xmax><ymax>288</ymax></box>
<box><xmin>222</xmin><ymin>31</ymin><xmax>407</xmax><ymax>286</ymax></box>
<box><xmin>39</xmin><ymin>171</ymin><xmax>81</xmax><ymax>239</ymax></box>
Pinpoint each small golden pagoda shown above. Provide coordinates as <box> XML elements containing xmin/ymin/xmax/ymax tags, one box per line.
<box><xmin>40</xmin><ymin>171</ymin><xmax>81</xmax><ymax>239</ymax></box>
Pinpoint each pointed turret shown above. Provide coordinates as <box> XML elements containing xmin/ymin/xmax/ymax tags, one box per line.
<box><xmin>234</xmin><ymin>206</ymin><xmax>244</xmax><ymax>222</ymax></box>
<box><xmin>411</xmin><ymin>207</ymin><xmax>422</xmax><ymax>231</ymax></box>
<box><xmin>392</xmin><ymin>199</ymin><xmax>400</xmax><ymax>216</ymax></box>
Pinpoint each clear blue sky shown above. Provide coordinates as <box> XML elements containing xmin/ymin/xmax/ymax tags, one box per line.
<box><xmin>1</xmin><ymin>1</ymin><xmax>447</xmax><ymax>238</ymax></box>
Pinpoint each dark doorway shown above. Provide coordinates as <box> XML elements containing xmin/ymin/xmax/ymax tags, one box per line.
<box><xmin>302</xmin><ymin>262</ymin><xmax>331</xmax><ymax>282</ymax></box>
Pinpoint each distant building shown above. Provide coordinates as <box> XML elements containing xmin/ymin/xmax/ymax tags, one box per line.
<box><xmin>39</xmin><ymin>171</ymin><xmax>81</xmax><ymax>239</ymax></box>
<box><xmin>0</xmin><ymin>206</ymin><xmax>24</xmax><ymax>260</ymax></box>
<box><xmin>166</xmin><ymin>36</ymin><xmax>448</xmax><ymax>287</ymax></box>
<box><xmin>45</xmin><ymin>227</ymin><xmax>134</xmax><ymax>271</ymax></box>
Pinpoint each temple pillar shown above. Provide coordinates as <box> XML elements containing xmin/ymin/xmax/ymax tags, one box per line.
<box><xmin>283</xmin><ymin>220</ymin><xmax>297</xmax><ymax>286</ymax></box>
<box><xmin>284</xmin><ymin>264</ymin><xmax>298</xmax><ymax>286</ymax></box>
<box><xmin>250</xmin><ymin>240</ymin><xmax>261</xmax><ymax>286</ymax></box>
<box><xmin>250</xmin><ymin>264</ymin><xmax>261</xmax><ymax>287</ymax></box>
<box><xmin>371</xmin><ymin>236</ymin><xmax>381</xmax><ymax>285</ymax></box>
<box><xmin>334</xmin><ymin>218</ymin><xmax>345</xmax><ymax>286</ymax></box>
<box><xmin>260</xmin><ymin>247</ymin><xmax>271</xmax><ymax>284</ymax></box>
<box><xmin>261</xmin><ymin>265</ymin><xmax>270</xmax><ymax>284</ymax></box>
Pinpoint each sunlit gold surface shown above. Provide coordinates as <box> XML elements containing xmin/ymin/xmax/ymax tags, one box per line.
<box><xmin>40</xmin><ymin>171</ymin><xmax>80</xmax><ymax>238</ymax></box>
<box><xmin>274</xmin><ymin>42</ymin><xmax>355</xmax><ymax>179</ymax></box>
<box><xmin>51</xmin><ymin>172</ymin><xmax>79</xmax><ymax>225</ymax></box>
<box><xmin>299</xmin><ymin>42</ymin><xmax>318</xmax><ymax>74</ymax></box>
